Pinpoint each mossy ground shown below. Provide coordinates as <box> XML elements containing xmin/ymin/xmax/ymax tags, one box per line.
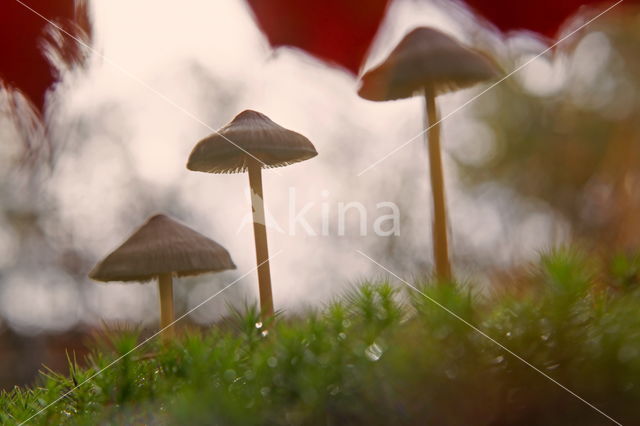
<box><xmin>2</xmin><ymin>248</ymin><xmax>640</xmax><ymax>425</ymax></box>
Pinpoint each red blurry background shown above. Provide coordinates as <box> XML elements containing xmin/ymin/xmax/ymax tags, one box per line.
<box><xmin>2</xmin><ymin>0</ymin><xmax>633</xmax><ymax>111</ymax></box>
<box><xmin>0</xmin><ymin>0</ymin><xmax>90</xmax><ymax>113</ymax></box>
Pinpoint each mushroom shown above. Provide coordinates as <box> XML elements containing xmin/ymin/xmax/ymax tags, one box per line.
<box><xmin>186</xmin><ymin>110</ymin><xmax>317</xmax><ymax>319</ymax></box>
<box><xmin>358</xmin><ymin>27</ymin><xmax>500</xmax><ymax>281</ymax></box>
<box><xmin>89</xmin><ymin>214</ymin><xmax>236</xmax><ymax>338</ymax></box>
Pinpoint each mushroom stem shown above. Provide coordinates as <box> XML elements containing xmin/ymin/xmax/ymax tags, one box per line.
<box><xmin>158</xmin><ymin>273</ymin><xmax>175</xmax><ymax>339</ymax></box>
<box><xmin>248</xmin><ymin>158</ymin><xmax>275</xmax><ymax>319</ymax></box>
<box><xmin>424</xmin><ymin>88</ymin><xmax>452</xmax><ymax>281</ymax></box>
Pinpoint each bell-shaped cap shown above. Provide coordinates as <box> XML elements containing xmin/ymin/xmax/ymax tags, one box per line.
<box><xmin>358</xmin><ymin>27</ymin><xmax>500</xmax><ymax>101</ymax></box>
<box><xmin>89</xmin><ymin>214</ymin><xmax>236</xmax><ymax>282</ymax></box>
<box><xmin>187</xmin><ymin>110</ymin><xmax>318</xmax><ymax>174</ymax></box>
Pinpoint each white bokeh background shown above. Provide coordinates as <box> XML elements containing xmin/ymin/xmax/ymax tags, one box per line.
<box><xmin>0</xmin><ymin>0</ymin><xmax>581</xmax><ymax>334</ymax></box>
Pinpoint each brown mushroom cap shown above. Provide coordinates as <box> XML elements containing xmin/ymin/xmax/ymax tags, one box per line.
<box><xmin>89</xmin><ymin>214</ymin><xmax>236</xmax><ymax>282</ymax></box>
<box><xmin>186</xmin><ymin>110</ymin><xmax>318</xmax><ymax>174</ymax></box>
<box><xmin>358</xmin><ymin>27</ymin><xmax>500</xmax><ymax>101</ymax></box>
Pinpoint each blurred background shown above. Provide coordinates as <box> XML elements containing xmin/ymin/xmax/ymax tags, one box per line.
<box><xmin>1</xmin><ymin>0</ymin><xmax>639</xmax><ymax>388</ymax></box>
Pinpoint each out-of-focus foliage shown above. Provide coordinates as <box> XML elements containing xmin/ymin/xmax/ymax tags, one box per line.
<box><xmin>461</xmin><ymin>8</ymin><xmax>640</xmax><ymax>250</ymax></box>
<box><xmin>2</xmin><ymin>249</ymin><xmax>639</xmax><ymax>425</ymax></box>
<box><xmin>0</xmin><ymin>0</ymin><xmax>95</xmax><ymax>340</ymax></box>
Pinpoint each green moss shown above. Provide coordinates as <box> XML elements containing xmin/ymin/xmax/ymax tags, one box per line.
<box><xmin>2</xmin><ymin>249</ymin><xmax>639</xmax><ymax>425</ymax></box>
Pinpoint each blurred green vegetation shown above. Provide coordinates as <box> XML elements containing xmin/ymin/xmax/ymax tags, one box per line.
<box><xmin>462</xmin><ymin>8</ymin><xmax>640</xmax><ymax>251</ymax></box>
<box><xmin>1</xmin><ymin>248</ymin><xmax>639</xmax><ymax>425</ymax></box>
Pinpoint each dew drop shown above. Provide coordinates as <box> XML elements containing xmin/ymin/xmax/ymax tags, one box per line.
<box><xmin>490</xmin><ymin>355</ymin><xmax>505</xmax><ymax>365</ymax></box>
<box><xmin>365</xmin><ymin>342</ymin><xmax>383</xmax><ymax>361</ymax></box>
<box><xmin>328</xmin><ymin>384</ymin><xmax>340</xmax><ymax>395</ymax></box>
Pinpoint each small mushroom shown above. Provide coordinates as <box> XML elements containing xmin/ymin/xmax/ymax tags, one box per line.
<box><xmin>187</xmin><ymin>110</ymin><xmax>317</xmax><ymax>319</ymax></box>
<box><xmin>89</xmin><ymin>214</ymin><xmax>236</xmax><ymax>338</ymax></box>
<box><xmin>358</xmin><ymin>27</ymin><xmax>500</xmax><ymax>281</ymax></box>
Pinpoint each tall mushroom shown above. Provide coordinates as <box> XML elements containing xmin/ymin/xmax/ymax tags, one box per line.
<box><xmin>89</xmin><ymin>214</ymin><xmax>236</xmax><ymax>338</ymax></box>
<box><xmin>358</xmin><ymin>27</ymin><xmax>500</xmax><ymax>281</ymax></box>
<box><xmin>186</xmin><ymin>110</ymin><xmax>317</xmax><ymax>319</ymax></box>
